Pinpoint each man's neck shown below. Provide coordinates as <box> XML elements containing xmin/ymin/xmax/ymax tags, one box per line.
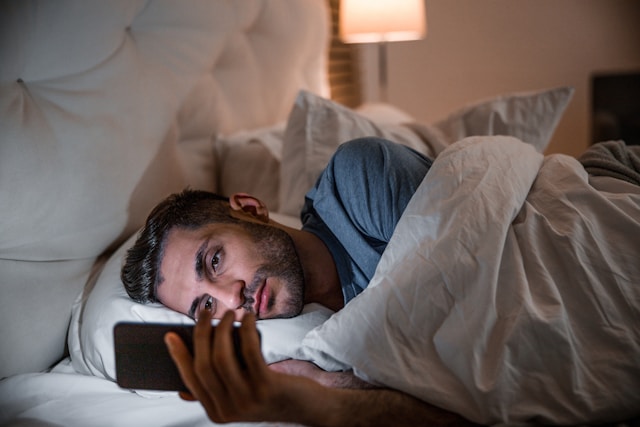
<box><xmin>287</xmin><ymin>228</ymin><xmax>344</xmax><ymax>312</ymax></box>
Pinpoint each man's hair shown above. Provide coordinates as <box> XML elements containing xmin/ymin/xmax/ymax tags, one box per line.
<box><xmin>121</xmin><ymin>189</ymin><xmax>235</xmax><ymax>304</ymax></box>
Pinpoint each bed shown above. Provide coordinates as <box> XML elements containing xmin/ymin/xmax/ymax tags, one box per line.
<box><xmin>1</xmin><ymin>1</ymin><xmax>639</xmax><ymax>426</ymax></box>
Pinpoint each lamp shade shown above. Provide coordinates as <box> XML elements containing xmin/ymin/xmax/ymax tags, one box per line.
<box><xmin>339</xmin><ymin>0</ymin><xmax>427</xmax><ymax>43</ymax></box>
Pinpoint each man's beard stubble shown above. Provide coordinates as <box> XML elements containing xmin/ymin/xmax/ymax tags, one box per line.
<box><xmin>240</xmin><ymin>221</ymin><xmax>305</xmax><ymax>319</ymax></box>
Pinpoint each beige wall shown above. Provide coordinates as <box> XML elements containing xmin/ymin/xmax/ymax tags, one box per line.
<box><xmin>357</xmin><ymin>0</ymin><xmax>640</xmax><ymax>156</ymax></box>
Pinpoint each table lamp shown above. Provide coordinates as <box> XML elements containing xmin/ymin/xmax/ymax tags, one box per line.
<box><xmin>339</xmin><ymin>0</ymin><xmax>427</xmax><ymax>101</ymax></box>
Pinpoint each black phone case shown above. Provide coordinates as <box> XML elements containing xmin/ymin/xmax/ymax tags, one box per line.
<box><xmin>113</xmin><ymin>322</ymin><xmax>247</xmax><ymax>392</ymax></box>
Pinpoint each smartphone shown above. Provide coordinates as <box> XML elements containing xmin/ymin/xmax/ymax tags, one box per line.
<box><xmin>113</xmin><ymin>322</ymin><xmax>250</xmax><ymax>392</ymax></box>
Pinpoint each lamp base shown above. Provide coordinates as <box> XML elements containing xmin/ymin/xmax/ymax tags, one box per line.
<box><xmin>378</xmin><ymin>41</ymin><xmax>388</xmax><ymax>102</ymax></box>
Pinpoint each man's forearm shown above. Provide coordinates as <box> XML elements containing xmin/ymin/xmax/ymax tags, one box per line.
<box><xmin>272</xmin><ymin>361</ymin><xmax>479</xmax><ymax>426</ymax></box>
<box><xmin>169</xmin><ymin>313</ymin><xmax>479</xmax><ymax>427</ymax></box>
<box><xmin>301</xmin><ymin>386</ymin><xmax>480</xmax><ymax>427</ymax></box>
<box><xmin>316</xmin><ymin>370</ymin><xmax>377</xmax><ymax>389</ymax></box>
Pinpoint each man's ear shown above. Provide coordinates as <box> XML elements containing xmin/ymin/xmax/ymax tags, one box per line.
<box><xmin>229</xmin><ymin>193</ymin><xmax>270</xmax><ymax>223</ymax></box>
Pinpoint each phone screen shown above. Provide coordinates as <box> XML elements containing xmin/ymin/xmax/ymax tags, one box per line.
<box><xmin>113</xmin><ymin>322</ymin><xmax>248</xmax><ymax>392</ymax></box>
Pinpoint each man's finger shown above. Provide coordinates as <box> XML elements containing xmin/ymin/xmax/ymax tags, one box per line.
<box><xmin>165</xmin><ymin>325</ymin><xmax>222</xmax><ymax>420</ymax></box>
<box><xmin>212</xmin><ymin>311</ymin><xmax>252</xmax><ymax>406</ymax></box>
<box><xmin>192</xmin><ymin>310</ymin><xmax>229</xmax><ymax>414</ymax></box>
<box><xmin>238</xmin><ymin>313</ymin><xmax>269</xmax><ymax>383</ymax></box>
<box><xmin>177</xmin><ymin>391</ymin><xmax>197</xmax><ymax>401</ymax></box>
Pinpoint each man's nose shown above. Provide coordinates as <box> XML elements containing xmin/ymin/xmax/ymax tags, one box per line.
<box><xmin>210</xmin><ymin>279</ymin><xmax>245</xmax><ymax>310</ymax></box>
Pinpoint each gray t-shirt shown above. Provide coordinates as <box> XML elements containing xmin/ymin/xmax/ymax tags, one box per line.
<box><xmin>301</xmin><ymin>137</ymin><xmax>432</xmax><ymax>304</ymax></box>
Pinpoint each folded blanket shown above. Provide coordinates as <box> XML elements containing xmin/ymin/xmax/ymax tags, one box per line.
<box><xmin>301</xmin><ymin>136</ymin><xmax>640</xmax><ymax>426</ymax></box>
<box><xmin>579</xmin><ymin>140</ymin><xmax>640</xmax><ymax>186</ymax></box>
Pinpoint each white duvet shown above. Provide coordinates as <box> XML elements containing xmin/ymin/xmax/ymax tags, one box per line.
<box><xmin>300</xmin><ymin>136</ymin><xmax>640</xmax><ymax>425</ymax></box>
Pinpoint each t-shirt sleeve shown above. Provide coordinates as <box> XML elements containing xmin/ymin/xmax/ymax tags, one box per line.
<box><xmin>301</xmin><ymin>137</ymin><xmax>432</xmax><ymax>302</ymax></box>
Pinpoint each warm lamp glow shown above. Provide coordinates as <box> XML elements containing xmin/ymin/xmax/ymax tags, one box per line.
<box><xmin>339</xmin><ymin>0</ymin><xmax>427</xmax><ymax>44</ymax></box>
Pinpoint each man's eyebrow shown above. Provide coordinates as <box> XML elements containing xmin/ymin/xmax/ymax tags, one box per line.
<box><xmin>189</xmin><ymin>297</ymin><xmax>199</xmax><ymax>319</ymax></box>
<box><xmin>194</xmin><ymin>240</ymin><xmax>208</xmax><ymax>281</ymax></box>
<box><xmin>189</xmin><ymin>240</ymin><xmax>208</xmax><ymax>319</ymax></box>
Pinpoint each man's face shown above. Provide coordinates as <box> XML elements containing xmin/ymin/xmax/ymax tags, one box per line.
<box><xmin>156</xmin><ymin>221</ymin><xmax>305</xmax><ymax>321</ymax></box>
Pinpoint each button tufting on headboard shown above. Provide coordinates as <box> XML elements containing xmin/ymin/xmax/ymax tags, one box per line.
<box><xmin>0</xmin><ymin>0</ymin><xmax>330</xmax><ymax>378</ymax></box>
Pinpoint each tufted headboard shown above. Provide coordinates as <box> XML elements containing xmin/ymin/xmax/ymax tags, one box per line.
<box><xmin>0</xmin><ymin>0</ymin><xmax>329</xmax><ymax>378</ymax></box>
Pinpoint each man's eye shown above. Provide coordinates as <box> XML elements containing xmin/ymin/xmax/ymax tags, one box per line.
<box><xmin>204</xmin><ymin>295</ymin><xmax>214</xmax><ymax>311</ymax></box>
<box><xmin>210</xmin><ymin>251</ymin><xmax>221</xmax><ymax>272</ymax></box>
<box><xmin>195</xmin><ymin>295</ymin><xmax>216</xmax><ymax>320</ymax></box>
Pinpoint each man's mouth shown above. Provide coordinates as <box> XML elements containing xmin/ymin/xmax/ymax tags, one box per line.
<box><xmin>252</xmin><ymin>279</ymin><xmax>268</xmax><ymax>318</ymax></box>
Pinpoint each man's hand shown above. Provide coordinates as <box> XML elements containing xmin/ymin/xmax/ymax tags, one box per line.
<box><xmin>164</xmin><ymin>310</ymin><xmax>326</xmax><ymax>425</ymax></box>
<box><xmin>166</xmin><ymin>309</ymin><xmax>480</xmax><ymax>427</ymax></box>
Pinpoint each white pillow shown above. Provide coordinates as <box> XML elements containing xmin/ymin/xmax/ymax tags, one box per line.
<box><xmin>278</xmin><ymin>87</ymin><xmax>574</xmax><ymax>217</ymax></box>
<box><xmin>214</xmin><ymin>123</ymin><xmax>284</xmax><ymax>211</ymax></box>
<box><xmin>278</xmin><ymin>91</ymin><xmax>442</xmax><ymax>216</ymax></box>
<box><xmin>432</xmin><ymin>86</ymin><xmax>574</xmax><ymax>153</ymax></box>
<box><xmin>355</xmin><ymin>102</ymin><xmax>416</xmax><ymax>125</ymax></box>
<box><xmin>68</xmin><ymin>231</ymin><xmax>332</xmax><ymax>387</ymax></box>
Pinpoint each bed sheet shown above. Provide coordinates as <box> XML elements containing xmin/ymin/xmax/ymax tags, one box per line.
<box><xmin>0</xmin><ymin>358</ymin><xmax>304</xmax><ymax>427</ymax></box>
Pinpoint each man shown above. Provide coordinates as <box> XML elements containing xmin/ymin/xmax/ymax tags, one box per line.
<box><xmin>122</xmin><ymin>137</ymin><xmax>432</xmax><ymax>321</ymax></box>
<box><xmin>122</xmin><ymin>137</ymin><xmax>478</xmax><ymax>426</ymax></box>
